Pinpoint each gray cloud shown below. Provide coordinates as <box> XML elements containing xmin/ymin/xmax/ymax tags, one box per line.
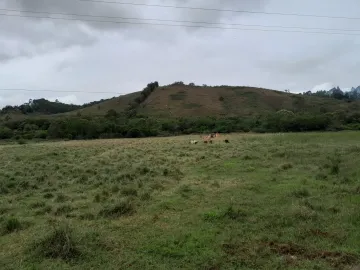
<box><xmin>173</xmin><ymin>0</ymin><xmax>268</xmax><ymax>22</ymax></box>
<box><xmin>0</xmin><ymin>0</ymin><xmax>269</xmax><ymax>62</ymax></box>
<box><xmin>0</xmin><ymin>0</ymin><xmax>359</xmax><ymax>108</ymax></box>
<box><xmin>0</xmin><ymin>0</ymin><xmax>137</xmax><ymax>61</ymax></box>
<box><xmin>6</xmin><ymin>0</ymin><xmax>139</xmax><ymax>30</ymax></box>
<box><xmin>260</xmin><ymin>39</ymin><xmax>358</xmax><ymax>74</ymax></box>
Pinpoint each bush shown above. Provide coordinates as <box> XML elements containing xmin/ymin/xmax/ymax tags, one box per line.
<box><xmin>17</xmin><ymin>139</ymin><xmax>26</xmax><ymax>145</ymax></box>
<box><xmin>0</xmin><ymin>127</ymin><xmax>13</xmax><ymax>139</ymax></box>
<box><xmin>34</xmin><ymin>130</ymin><xmax>48</xmax><ymax>139</ymax></box>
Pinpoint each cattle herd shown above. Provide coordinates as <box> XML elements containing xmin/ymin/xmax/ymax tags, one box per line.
<box><xmin>190</xmin><ymin>133</ymin><xmax>229</xmax><ymax>144</ymax></box>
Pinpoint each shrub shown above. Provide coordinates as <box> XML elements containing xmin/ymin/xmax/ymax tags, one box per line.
<box><xmin>17</xmin><ymin>139</ymin><xmax>26</xmax><ymax>145</ymax></box>
<box><xmin>0</xmin><ymin>127</ymin><xmax>13</xmax><ymax>139</ymax></box>
<box><xmin>34</xmin><ymin>130</ymin><xmax>48</xmax><ymax>139</ymax></box>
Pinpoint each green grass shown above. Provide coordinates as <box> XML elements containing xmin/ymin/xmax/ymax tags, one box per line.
<box><xmin>1</xmin><ymin>132</ymin><xmax>360</xmax><ymax>269</ymax></box>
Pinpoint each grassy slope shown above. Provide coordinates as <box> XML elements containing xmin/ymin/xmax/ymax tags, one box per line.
<box><xmin>80</xmin><ymin>85</ymin><xmax>360</xmax><ymax>118</ymax></box>
<box><xmin>0</xmin><ymin>92</ymin><xmax>140</xmax><ymax>121</ymax></box>
<box><xmin>65</xmin><ymin>92</ymin><xmax>141</xmax><ymax>116</ymax></box>
<box><xmin>139</xmin><ymin>85</ymin><xmax>360</xmax><ymax>117</ymax></box>
<box><xmin>2</xmin><ymin>86</ymin><xmax>360</xmax><ymax>120</ymax></box>
<box><xmin>1</xmin><ymin>132</ymin><xmax>360</xmax><ymax>269</ymax></box>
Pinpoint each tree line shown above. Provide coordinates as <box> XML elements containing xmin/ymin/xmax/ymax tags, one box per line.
<box><xmin>302</xmin><ymin>87</ymin><xmax>360</xmax><ymax>101</ymax></box>
<box><xmin>1</xmin><ymin>109</ymin><xmax>360</xmax><ymax>141</ymax></box>
<box><xmin>0</xmin><ymin>97</ymin><xmax>115</xmax><ymax>115</ymax></box>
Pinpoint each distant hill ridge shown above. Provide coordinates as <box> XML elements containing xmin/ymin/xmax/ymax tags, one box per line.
<box><xmin>2</xmin><ymin>82</ymin><xmax>360</xmax><ymax>120</ymax></box>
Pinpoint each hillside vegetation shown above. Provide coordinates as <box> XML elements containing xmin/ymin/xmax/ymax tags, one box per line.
<box><xmin>65</xmin><ymin>92</ymin><xmax>140</xmax><ymax>116</ymax></box>
<box><xmin>1</xmin><ymin>132</ymin><xmax>360</xmax><ymax>269</ymax></box>
<box><xmin>2</xmin><ymin>82</ymin><xmax>360</xmax><ymax>141</ymax></box>
<box><xmin>64</xmin><ymin>84</ymin><xmax>360</xmax><ymax>118</ymax></box>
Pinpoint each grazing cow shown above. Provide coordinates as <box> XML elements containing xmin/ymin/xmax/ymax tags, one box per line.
<box><xmin>224</xmin><ymin>139</ymin><xmax>230</xmax><ymax>143</ymax></box>
<box><xmin>190</xmin><ymin>140</ymin><xmax>198</xmax><ymax>144</ymax></box>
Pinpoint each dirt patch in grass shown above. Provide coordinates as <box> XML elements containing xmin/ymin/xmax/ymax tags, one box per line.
<box><xmin>266</xmin><ymin>241</ymin><xmax>359</xmax><ymax>268</ymax></box>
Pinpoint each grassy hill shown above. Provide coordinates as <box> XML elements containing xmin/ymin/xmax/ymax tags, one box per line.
<box><xmin>72</xmin><ymin>85</ymin><xmax>360</xmax><ymax>118</ymax></box>
<box><xmin>140</xmin><ymin>85</ymin><xmax>360</xmax><ymax>117</ymax></box>
<box><xmin>2</xmin><ymin>84</ymin><xmax>360</xmax><ymax>141</ymax></box>
<box><xmin>2</xmin><ymin>85</ymin><xmax>360</xmax><ymax>120</ymax></box>
<box><xmin>65</xmin><ymin>92</ymin><xmax>140</xmax><ymax>116</ymax></box>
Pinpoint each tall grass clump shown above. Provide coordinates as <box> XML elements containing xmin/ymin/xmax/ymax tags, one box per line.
<box><xmin>1</xmin><ymin>217</ymin><xmax>23</xmax><ymax>235</ymax></box>
<box><xmin>32</xmin><ymin>222</ymin><xmax>80</xmax><ymax>261</ymax></box>
<box><xmin>99</xmin><ymin>199</ymin><xmax>135</xmax><ymax>218</ymax></box>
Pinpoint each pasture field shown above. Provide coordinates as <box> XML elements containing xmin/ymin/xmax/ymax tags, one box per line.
<box><xmin>1</xmin><ymin>132</ymin><xmax>360</xmax><ymax>269</ymax></box>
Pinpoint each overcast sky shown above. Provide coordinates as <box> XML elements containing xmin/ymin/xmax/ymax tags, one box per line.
<box><xmin>0</xmin><ymin>0</ymin><xmax>359</xmax><ymax>107</ymax></box>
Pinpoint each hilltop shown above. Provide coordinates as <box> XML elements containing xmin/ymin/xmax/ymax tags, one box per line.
<box><xmin>2</xmin><ymin>84</ymin><xmax>360</xmax><ymax>120</ymax></box>
<box><xmin>71</xmin><ymin>83</ymin><xmax>360</xmax><ymax>118</ymax></box>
